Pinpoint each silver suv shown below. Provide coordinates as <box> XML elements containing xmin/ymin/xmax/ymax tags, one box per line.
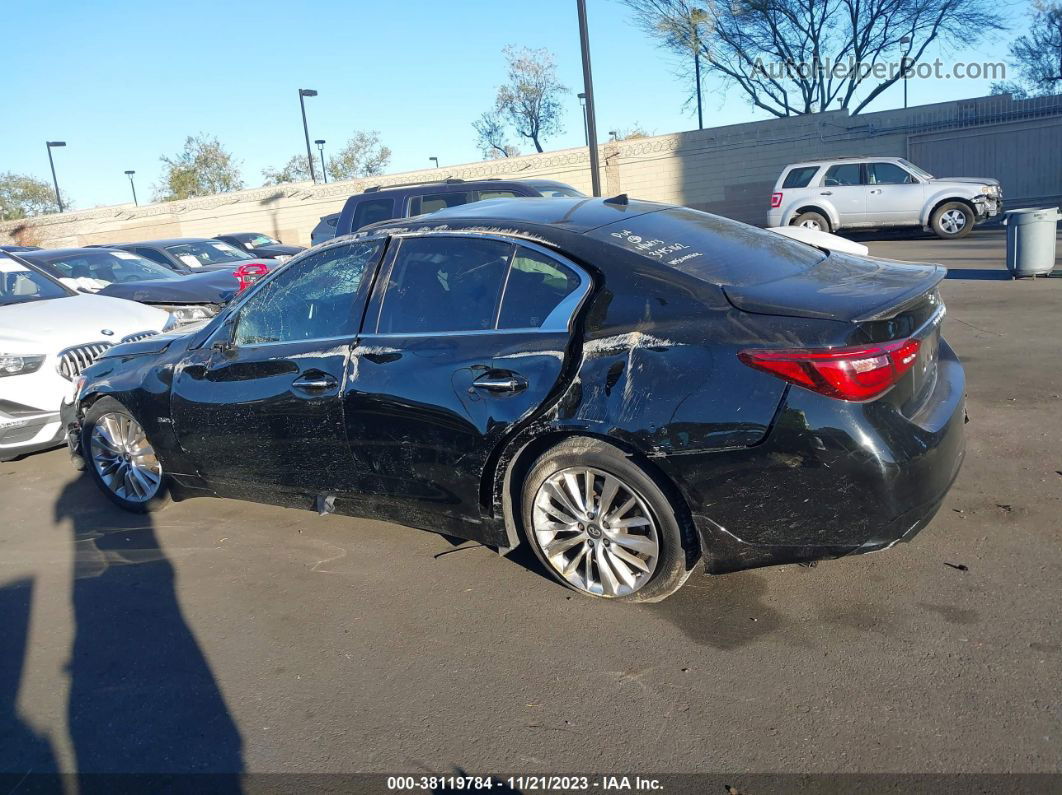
<box><xmin>768</xmin><ymin>156</ymin><xmax>1001</xmax><ymax>239</ymax></box>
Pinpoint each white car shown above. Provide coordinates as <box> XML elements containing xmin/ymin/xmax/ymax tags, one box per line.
<box><xmin>1</xmin><ymin>254</ymin><xmax>172</xmax><ymax>461</ymax></box>
<box><xmin>768</xmin><ymin>156</ymin><xmax>1002</xmax><ymax>239</ymax></box>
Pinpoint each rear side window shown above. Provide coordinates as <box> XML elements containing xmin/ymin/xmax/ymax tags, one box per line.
<box><xmin>782</xmin><ymin>166</ymin><xmax>819</xmax><ymax>189</ymax></box>
<box><xmin>376</xmin><ymin>237</ymin><xmax>512</xmax><ymax>334</ymax></box>
<box><xmin>478</xmin><ymin>190</ymin><xmax>521</xmax><ymax>201</ymax></box>
<box><xmin>823</xmin><ymin>164</ymin><xmax>863</xmax><ymax>186</ymax></box>
<box><xmin>351</xmin><ymin>199</ymin><xmax>394</xmax><ymax>231</ymax></box>
<box><xmin>588</xmin><ymin>207</ymin><xmax>825</xmax><ymax>287</ymax></box>
<box><xmin>410</xmin><ymin>192</ymin><xmax>474</xmax><ymax>215</ymax></box>
<box><xmin>498</xmin><ymin>248</ymin><xmax>581</xmax><ymax>329</ymax></box>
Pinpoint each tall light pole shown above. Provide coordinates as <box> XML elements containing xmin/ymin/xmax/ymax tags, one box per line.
<box><xmin>576</xmin><ymin>0</ymin><xmax>602</xmax><ymax>196</ymax></box>
<box><xmin>608</xmin><ymin>130</ymin><xmax>619</xmax><ymax>141</ymax></box>
<box><xmin>298</xmin><ymin>88</ymin><xmax>318</xmax><ymax>183</ymax></box>
<box><xmin>45</xmin><ymin>141</ymin><xmax>66</xmax><ymax>213</ymax></box>
<box><xmin>429</xmin><ymin>156</ymin><xmax>440</xmax><ymax>168</ymax></box>
<box><xmin>900</xmin><ymin>37</ymin><xmax>912</xmax><ymax>109</ymax></box>
<box><xmin>315</xmin><ymin>139</ymin><xmax>328</xmax><ymax>183</ymax></box>
<box><xmin>577</xmin><ymin>92</ymin><xmax>588</xmax><ymax>145</ymax></box>
<box><xmin>124</xmin><ymin>170</ymin><xmax>138</xmax><ymax>206</ymax></box>
<box><xmin>690</xmin><ymin>9</ymin><xmax>706</xmax><ymax>130</ymax></box>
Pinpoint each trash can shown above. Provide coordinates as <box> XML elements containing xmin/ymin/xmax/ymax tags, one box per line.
<box><xmin>1004</xmin><ymin>207</ymin><xmax>1060</xmax><ymax>278</ymax></box>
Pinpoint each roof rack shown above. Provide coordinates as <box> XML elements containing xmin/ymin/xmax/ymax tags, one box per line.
<box><xmin>363</xmin><ymin>177</ymin><xmax>466</xmax><ymax>193</ymax></box>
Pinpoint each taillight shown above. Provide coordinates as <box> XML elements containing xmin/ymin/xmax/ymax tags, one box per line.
<box><xmin>770</xmin><ymin>192</ymin><xmax>783</xmax><ymax>208</ymax></box>
<box><xmin>738</xmin><ymin>338</ymin><xmax>921</xmax><ymax>401</ymax></box>
<box><xmin>233</xmin><ymin>262</ymin><xmax>268</xmax><ymax>291</ymax></box>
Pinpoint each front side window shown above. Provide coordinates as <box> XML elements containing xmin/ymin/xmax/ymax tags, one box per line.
<box><xmin>823</xmin><ymin>164</ymin><xmax>863</xmax><ymax>187</ymax></box>
<box><xmin>234</xmin><ymin>240</ymin><xmax>382</xmax><ymax>346</ymax></box>
<box><xmin>411</xmin><ymin>192</ymin><xmax>474</xmax><ymax>216</ymax></box>
<box><xmin>351</xmin><ymin>199</ymin><xmax>395</xmax><ymax>231</ymax></box>
<box><xmin>166</xmin><ymin>241</ymin><xmax>249</xmax><ymax>268</ymax></box>
<box><xmin>0</xmin><ymin>258</ymin><xmax>71</xmax><ymax>306</ymax></box>
<box><xmin>783</xmin><ymin>166</ymin><xmax>820</xmax><ymax>189</ymax></box>
<box><xmin>498</xmin><ymin>248</ymin><xmax>580</xmax><ymax>329</ymax></box>
<box><xmin>376</xmin><ymin>237</ymin><xmax>512</xmax><ymax>334</ymax></box>
<box><xmin>134</xmin><ymin>247</ymin><xmax>173</xmax><ymax>267</ymax></box>
<box><xmin>868</xmin><ymin>162</ymin><xmax>916</xmax><ymax>185</ymax></box>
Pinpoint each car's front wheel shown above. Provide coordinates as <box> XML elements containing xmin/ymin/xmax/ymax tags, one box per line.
<box><xmin>81</xmin><ymin>397</ymin><xmax>169</xmax><ymax>513</ymax></box>
<box><xmin>521</xmin><ymin>438</ymin><xmax>696</xmax><ymax>602</ymax></box>
<box><xmin>931</xmin><ymin>202</ymin><xmax>974</xmax><ymax>239</ymax></box>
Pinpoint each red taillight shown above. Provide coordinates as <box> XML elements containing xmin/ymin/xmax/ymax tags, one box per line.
<box><xmin>738</xmin><ymin>338</ymin><xmax>921</xmax><ymax>401</ymax></box>
<box><xmin>770</xmin><ymin>192</ymin><xmax>783</xmax><ymax>208</ymax></box>
<box><xmin>233</xmin><ymin>262</ymin><xmax>268</xmax><ymax>291</ymax></box>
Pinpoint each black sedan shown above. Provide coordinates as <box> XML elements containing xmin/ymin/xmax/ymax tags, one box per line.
<box><xmin>215</xmin><ymin>232</ymin><xmax>304</xmax><ymax>262</ymax></box>
<box><xmin>20</xmin><ymin>247</ymin><xmax>243</xmax><ymax>326</ymax></box>
<box><xmin>63</xmin><ymin>197</ymin><xmax>965</xmax><ymax>602</ymax></box>
<box><xmin>101</xmin><ymin>238</ymin><xmax>276</xmax><ymax>275</ymax></box>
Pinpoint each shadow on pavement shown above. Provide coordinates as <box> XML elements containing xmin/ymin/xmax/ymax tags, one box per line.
<box><xmin>54</xmin><ymin>474</ymin><xmax>244</xmax><ymax>789</ymax></box>
<box><xmin>944</xmin><ymin>268</ymin><xmax>1012</xmax><ymax>281</ymax></box>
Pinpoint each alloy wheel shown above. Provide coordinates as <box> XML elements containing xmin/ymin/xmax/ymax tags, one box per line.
<box><xmin>89</xmin><ymin>412</ymin><xmax>163</xmax><ymax>503</ymax></box>
<box><xmin>798</xmin><ymin>219</ymin><xmax>822</xmax><ymax>230</ymax></box>
<box><xmin>940</xmin><ymin>209</ymin><xmax>967</xmax><ymax>234</ymax></box>
<box><xmin>531</xmin><ymin>467</ymin><xmax>660</xmax><ymax>597</ymax></box>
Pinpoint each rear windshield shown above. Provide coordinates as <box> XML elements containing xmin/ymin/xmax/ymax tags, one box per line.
<box><xmin>589</xmin><ymin>207</ymin><xmax>826</xmax><ymax>287</ymax></box>
<box><xmin>782</xmin><ymin>166</ymin><xmax>820</xmax><ymax>189</ymax></box>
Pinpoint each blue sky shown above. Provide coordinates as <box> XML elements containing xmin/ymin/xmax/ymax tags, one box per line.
<box><xmin>1</xmin><ymin>0</ymin><xmax>1029</xmax><ymax>209</ymax></box>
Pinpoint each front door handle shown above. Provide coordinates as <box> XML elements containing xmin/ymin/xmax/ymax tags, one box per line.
<box><xmin>869</xmin><ymin>188</ymin><xmax>882</xmax><ymax>195</ymax></box>
<box><xmin>473</xmin><ymin>374</ymin><xmax>527</xmax><ymax>393</ymax></box>
<box><xmin>819</xmin><ymin>191</ymin><xmax>833</xmax><ymax>196</ymax></box>
<box><xmin>292</xmin><ymin>373</ymin><xmax>338</xmax><ymax>391</ymax></box>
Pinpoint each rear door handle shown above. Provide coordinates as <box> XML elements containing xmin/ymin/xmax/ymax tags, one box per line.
<box><xmin>473</xmin><ymin>374</ymin><xmax>527</xmax><ymax>393</ymax></box>
<box><xmin>819</xmin><ymin>191</ymin><xmax>833</xmax><ymax>196</ymax></box>
<box><xmin>292</xmin><ymin>373</ymin><xmax>338</xmax><ymax>391</ymax></box>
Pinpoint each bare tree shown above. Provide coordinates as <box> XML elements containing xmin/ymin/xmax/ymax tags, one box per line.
<box><xmin>155</xmin><ymin>135</ymin><xmax>243</xmax><ymax>201</ymax></box>
<box><xmin>472</xmin><ymin>112</ymin><xmax>521</xmax><ymax>158</ymax></box>
<box><xmin>487</xmin><ymin>46</ymin><xmax>568</xmax><ymax>153</ymax></box>
<box><xmin>992</xmin><ymin>0</ymin><xmax>1062</xmax><ymax>98</ymax></box>
<box><xmin>624</xmin><ymin>0</ymin><xmax>1004</xmax><ymax>116</ymax></box>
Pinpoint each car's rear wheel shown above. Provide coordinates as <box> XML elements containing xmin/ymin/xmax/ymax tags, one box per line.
<box><xmin>521</xmin><ymin>438</ymin><xmax>696</xmax><ymax>602</ymax></box>
<box><xmin>790</xmin><ymin>210</ymin><xmax>830</xmax><ymax>232</ymax></box>
<box><xmin>82</xmin><ymin>397</ymin><xmax>169</xmax><ymax>513</ymax></box>
<box><xmin>931</xmin><ymin>202</ymin><xmax>974</xmax><ymax>239</ymax></box>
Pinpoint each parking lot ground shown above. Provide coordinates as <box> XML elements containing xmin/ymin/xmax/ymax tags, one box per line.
<box><xmin>1</xmin><ymin>229</ymin><xmax>1059</xmax><ymax>778</ymax></box>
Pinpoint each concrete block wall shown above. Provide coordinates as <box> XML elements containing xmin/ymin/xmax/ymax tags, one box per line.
<box><xmin>4</xmin><ymin>93</ymin><xmax>1059</xmax><ymax>248</ymax></box>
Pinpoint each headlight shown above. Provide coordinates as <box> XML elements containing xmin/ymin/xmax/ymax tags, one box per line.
<box><xmin>158</xmin><ymin>305</ymin><xmax>220</xmax><ymax>326</ymax></box>
<box><xmin>162</xmin><ymin>313</ymin><xmax>179</xmax><ymax>332</ymax></box>
<box><xmin>0</xmin><ymin>353</ymin><xmax>46</xmax><ymax>377</ymax></box>
<box><xmin>981</xmin><ymin>185</ymin><xmax>998</xmax><ymax>196</ymax></box>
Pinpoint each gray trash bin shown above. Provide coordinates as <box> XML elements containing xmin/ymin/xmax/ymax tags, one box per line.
<box><xmin>1004</xmin><ymin>207</ymin><xmax>1060</xmax><ymax>278</ymax></box>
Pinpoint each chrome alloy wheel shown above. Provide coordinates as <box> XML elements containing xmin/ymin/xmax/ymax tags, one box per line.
<box><xmin>89</xmin><ymin>412</ymin><xmax>163</xmax><ymax>503</ymax></box>
<box><xmin>532</xmin><ymin>467</ymin><xmax>660</xmax><ymax>597</ymax></box>
<box><xmin>940</xmin><ymin>208</ymin><xmax>968</xmax><ymax>234</ymax></box>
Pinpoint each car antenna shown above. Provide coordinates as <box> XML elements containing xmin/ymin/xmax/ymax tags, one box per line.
<box><xmin>604</xmin><ymin>193</ymin><xmax>629</xmax><ymax>205</ymax></box>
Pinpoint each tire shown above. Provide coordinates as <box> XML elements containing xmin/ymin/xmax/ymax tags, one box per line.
<box><xmin>931</xmin><ymin>202</ymin><xmax>974</xmax><ymax>239</ymax></box>
<box><xmin>81</xmin><ymin>397</ymin><xmax>170</xmax><ymax>513</ymax></box>
<box><xmin>520</xmin><ymin>437</ymin><xmax>697</xmax><ymax>602</ymax></box>
<box><xmin>790</xmin><ymin>210</ymin><xmax>830</xmax><ymax>232</ymax></box>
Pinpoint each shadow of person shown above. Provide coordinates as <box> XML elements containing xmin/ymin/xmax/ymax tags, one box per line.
<box><xmin>0</xmin><ymin>577</ymin><xmax>61</xmax><ymax>787</ymax></box>
<box><xmin>55</xmin><ymin>475</ymin><xmax>243</xmax><ymax>791</ymax></box>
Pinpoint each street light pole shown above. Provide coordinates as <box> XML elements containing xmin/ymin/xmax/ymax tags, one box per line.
<box><xmin>45</xmin><ymin>141</ymin><xmax>66</xmax><ymax>213</ymax></box>
<box><xmin>429</xmin><ymin>156</ymin><xmax>440</xmax><ymax>168</ymax></box>
<box><xmin>298</xmin><ymin>89</ymin><xmax>318</xmax><ymax>183</ymax></box>
<box><xmin>576</xmin><ymin>0</ymin><xmax>602</xmax><ymax>197</ymax></box>
<box><xmin>315</xmin><ymin>140</ymin><xmax>328</xmax><ymax>183</ymax></box>
<box><xmin>694</xmin><ymin>51</ymin><xmax>703</xmax><ymax>129</ymax></box>
<box><xmin>579</xmin><ymin>94</ymin><xmax>589</xmax><ymax>145</ymax></box>
<box><xmin>124</xmin><ymin>170</ymin><xmax>138</xmax><ymax>206</ymax></box>
<box><xmin>900</xmin><ymin>37</ymin><xmax>911</xmax><ymax>109</ymax></box>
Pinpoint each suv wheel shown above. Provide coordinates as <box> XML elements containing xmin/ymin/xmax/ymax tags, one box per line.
<box><xmin>521</xmin><ymin>438</ymin><xmax>697</xmax><ymax>602</ymax></box>
<box><xmin>790</xmin><ymin>211</ymin><xmax>830</xmax><ymax>232</ymax></box>
<box><xmin>931</xmin><ymin>202</ymin><xmax>974</xmax><ymax>239</ymax></box>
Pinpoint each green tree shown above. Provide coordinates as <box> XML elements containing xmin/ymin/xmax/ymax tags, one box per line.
<box><xmin>0</xmin><ymin>172</ymin><xmax>70</xmax><ymax>219</ymax></box>
<box><xmin>155</xmin><ymin>135</ymin><xmax>244</xmax><ymax>201</ymax></box>
<box><xmin>484</xmin><ymin>46</ymin><xmax>568</xmax><ymax>153</ymax></box>
<box><xmin>262</xmin><ymin>155</ymin><xmax>313</xmax><ymax>185</ymax></box>
<box><xmin>992</xmin><ymin>1</ymin><xmax>1062</xmax><ymax>98</ymax></box>
<box><xmin>327</xmin><ymin>131</ymin><xmax>392</xmax><ymax>181</ymax></box>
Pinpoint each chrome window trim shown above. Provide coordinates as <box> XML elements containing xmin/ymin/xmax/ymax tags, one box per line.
<box><xmin>372</xmin><ymin>231</ymin><xmax>591</xmax><ymax>337</ymax></box>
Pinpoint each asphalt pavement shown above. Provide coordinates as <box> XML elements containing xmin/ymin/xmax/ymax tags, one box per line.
<box><xmin>1</xmin><ymin>228</ymin><xmax>1059</xmax><ymax>782</ymax></box>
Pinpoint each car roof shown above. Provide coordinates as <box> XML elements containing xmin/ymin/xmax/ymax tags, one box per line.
<box><xmin>785</xmin><ymin>155</ymin><xmax>898</xmax><ymax>166</ymax></box>
<box><xmin>358</xmin><ymin>177</ymin><xmax>566</xmax><ymax>197</ymax></box>
<box><xmin>19</xmin><ymin>247</ymin><xmax>125</xmax><ymax>259</ymax></box>
<box><xmin>117</xmin><ymin>237</ymin><xmax>220</xmax><ymax>247</ymax></box>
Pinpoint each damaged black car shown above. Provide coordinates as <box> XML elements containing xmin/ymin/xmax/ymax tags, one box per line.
<box><xmin>63</xmin><ymin>197</ymin><xmax>966</xmax><ymax>602</ymax></box>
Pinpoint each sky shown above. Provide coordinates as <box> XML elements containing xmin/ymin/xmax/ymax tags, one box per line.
<box><xmin>1</xmin><ymin>0</ymin><xmax>1033</xmax><ymax>210</ymax></box>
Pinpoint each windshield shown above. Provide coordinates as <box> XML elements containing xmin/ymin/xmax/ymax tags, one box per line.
<box><xmin>245</xmin><ymin>234</ymin><xmax>279</xmax><ymax>247</ymax></box>
<box><xmin>898</xmin><ymin>159</ymin><xmax>934</xmax><ymax>180</ymax></box>
<box><xmin>0</xmin><ymin>257</ymin><xmax>71</xmax><ymax>306</ymax></box>
<box><xmin>32</xmin><ymin>249</ymin><xmax>178</xmax><ymax>285</ymax></box>
<box><xmin>166</xmin><ymin>241</ymin><xmax>249</xmax><ymax>267</ymax></box>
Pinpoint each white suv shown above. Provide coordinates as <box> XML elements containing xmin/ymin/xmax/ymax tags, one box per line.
<box><xmin>768</xmin><ymin>156</ymin><xmax>1002</xmax><ymax>239</ymax></box>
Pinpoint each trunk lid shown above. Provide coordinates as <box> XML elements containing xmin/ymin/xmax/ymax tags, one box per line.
<box><xmin>722</xmin><ymin>251</ymin><xmax>946</xmax><ymax>323</ymax></box>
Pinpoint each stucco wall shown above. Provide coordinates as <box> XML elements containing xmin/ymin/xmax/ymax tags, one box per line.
<box><xmin>4</xmin><ymin>93</ymin><xmax>1059</xmax><ymax>248</ymax></box>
